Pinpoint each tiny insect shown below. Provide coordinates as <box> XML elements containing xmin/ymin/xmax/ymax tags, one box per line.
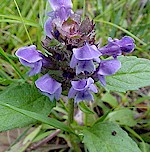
<box><xmin>112</xmin><ymin>131</ymin><xmax>117</xmax><ymax>136</ymax></box>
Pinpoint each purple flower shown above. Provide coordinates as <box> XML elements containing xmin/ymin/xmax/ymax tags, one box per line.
<box><xmin>114</xmin><ymin>36</ymin><xmax>135</xmax><ymax>53</ymax></box>
<box><xmin>48</xmin><ymin>0</ymin><xmax>72</xmax><ymax>11</ymax></box>
<box><xmin>68</xmin><ymin>77</ymin><xmax>98</xmax><ymax>103</ymax></box>
<box><xmin>96</xmin><ymin>59</ymin><xmax>121</xmax><ymax>86</ymax></box>
<box><xmin>15</xmin><ymin>45</ymin><xmax>43</xmax><ymax>76</ymax></box>
<box><xmin>99</xmin><ymin>36</ymin><xmax>135</xmax><ymax>58</ymax></box>
<box><xmin>45</xmin><ymin>0</ymin><xmax>73</xmax><ymax>38</ymax></box>
<box><xmin>70</xmin><ymin>42</ymin><xmax>102</xmax><ymax>74</ymax></box>
<box><xmin>35</xmin><ymin>74</ymin><xmax>62</xmax><ymax>101</ymax></box>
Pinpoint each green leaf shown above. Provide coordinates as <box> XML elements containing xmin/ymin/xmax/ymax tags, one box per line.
<box><xmin>139</xmin><ymin>142</ymin><xmax>150</xmax><ymax>152</ymax></box>
<box><xmin>0</xmin><ymin>83</ymin><xmax>55</xmax><ymax>132</ymax></box>
<box><xmin>106</xmin><ymin>56</ymin><xmax>150</xmax><ymax>92</ymax></box>
<box><xmin>82</xmin><ymin>122</ymin><xmax>141</xmax><ymax>152</ymax></box>
<box><xmin>107</xmin><ymin>109</ymin><xmax>137</xmax><ymax>127</ymax></box>
<box><xmin>0</xmin><ymin>102</ymin><xmax>72</xmax><ymax>132</ymax></box>
<box><xmin>78</xmin><ymin>102</ymin><xmax>95</xmax><ymax>114</ymax></box>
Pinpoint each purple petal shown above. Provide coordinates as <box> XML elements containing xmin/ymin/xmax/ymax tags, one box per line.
<box><xmin>76</xmin><ymin>60</ymin><xmax>95</xmax><ymax>74</ymax></box>
<box><xmin>47</xmin><ymin>11</ymin><xmax>55</xmax><ymax>17</ymax></box>
<box><xmin>35</xmin><ymin>74</ymin><xmax>62</xmax><ymax>94</ymax></box>
<box><xmin>70</xmin><ymin>54</ymin><xmax>78</xmax><ymax>68</ymax></box>
<box><xmin>71</xmin><ymin>79</ymin><xmax>87</xmax><ymax>91</ymax></box>
<box><xmin>94</xmin><ymin>57</ymin><xmax>100</xmax><ymax>63</ymax></box>
<box><xmin>75</xmin><ymin>90</ymin><xmax>94</xmax><ymax>103</ymax></box>
<box><xmin>54</xmin><ymin>87</ymin><xmax>62</xmax><ymax>100</ymax></box>
<box><xmin>117</xmin><ymin>36</ymin><xmax>135</xmax><ymax>53</ymax></box>
<box><xmin>98</xmin><ymin>75</ymin><xmax>106</xmax><ymax>86</ymax></box>
<box><xmin>19</xmin><ymin>58</ymin><xmax>34</xmax><ymax>67</ymax></box>
<box><xmin>71</xmin><ymin>77</ymin><xmax>94</xmax><ymax>91</ymax></box>
<box><xmin>48</xmin><ymin>0</ymin><xmax>72</xmax><ymax>11</ymax></box>
<box><xmin>73</xmin><ymin>43</ymin><xmax>101</xmax><ymax>60</ymax></box>
<box><xmin>28</xmin><ymin>61</ymin><xmax>42</xmax><ymax>76</ymax></box>
<box><xmin>86</xmin><ymin>77</ymin><xmax>95</xmax><ymax>87</ymax></box>
<box><xmin>49</xmin><ymin>94</ymin><xmax>55</xmax><ymax>101</ymax></box>
<box><xmin>68</xmin><ymin>87</ymin><xmax>77</xmax><ymax>98</ymax></box>
<box><xmin>16</xmin><ymin>45</ymin><xmax>42</xmax><ymax>63</ymax></box>
<box><xmin>44</xmin><ymin>18</ymin><xmax>53</xmax><ymax>38</ymax></box>
<box><xmin>99</xmin><ymin>43</ymin><xmax>122</xmax><ymax>57</ymax></box>
<box><xmin>55</xmin><ymin>7</ymin><xmax>72</xmax><ymax>21</ymax></box>
<box><xmin>97</xmin><ymin>59</ymin><xmax>121</xmax><ymax>76</ymax></box>
<box><xmin>89</xmin><ymin>84</ymin><xmax>98</xmax><ymax>93</ymax></box>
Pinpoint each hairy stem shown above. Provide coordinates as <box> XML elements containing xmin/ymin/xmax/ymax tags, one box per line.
<box><xmin>67</xmin><ymin>98</ymin><xmax>74</xmax><ymax>126</ymax></box>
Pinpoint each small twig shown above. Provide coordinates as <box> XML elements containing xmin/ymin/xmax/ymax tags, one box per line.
<box><xmin>27</xmin><ymin>129</ymin><xmax>61</xmax><ymax>151</ymax></box>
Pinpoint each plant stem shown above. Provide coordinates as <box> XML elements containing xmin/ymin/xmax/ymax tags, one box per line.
<box><xmin>67</xmin><ymin>99</ymin><xmax>82</xmax><ymax>151</ymax></box>
<box><xmin>67</xmin><ymin>98</ymin><xmax>74</xmax><ymax>126</ymax></box>
<box><xmin>84</xmin><ymin>113</ymin><xmax>88</xmax><ymax>126</ymax></box>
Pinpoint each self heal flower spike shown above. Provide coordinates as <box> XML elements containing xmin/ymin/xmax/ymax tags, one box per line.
<box><xmin>15</xmin><ymin>1</ymin><xmax>135</xmax><ymax>104</ymax></box>
<box><xmin>70</xmin><ymin>42</ymin><xmax>102</xmax><ymax>74</ymax></box>
<box><xmin>35</xmin><ymin>74</ymin><xmax>62</xmax><ymax>101</ymax></box>
<box><xmin>99</xmin><ymin>36</ymin><xmax>135</xmax><ymax>58</ymax></box>
<box><xmin>15</xmin><ymin>45</ymin><xmax>43</xmax><ymax>76</ymax></box>
<box><xmin>68</xmin><ymin>77</ymin><xmax>98</xmax><ymax>103</ymax></box>
<box><xmin>95</xmin><ymin>59</ymin><xmax>121</xmax><ymax>86</ymax></box>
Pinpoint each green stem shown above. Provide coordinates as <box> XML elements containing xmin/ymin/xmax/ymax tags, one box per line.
<box><xmin>67</xmin><ymin>98</ymin><xmax>74</xmax><ymax>126</ymax></box>
<box><xmin>84</xmin><ymin>113</ymin><xmax>88</xmax><ymax>126</ymax></box>
<box><xmin>67</xmin><ymin>99</ymin><xmax>82</xmax><ymax>151</ymax></box>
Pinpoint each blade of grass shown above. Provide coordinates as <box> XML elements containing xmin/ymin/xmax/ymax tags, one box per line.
<box><xmin>17</xmin><ymin>0</ymin><xmax>39</xmax><ymax>39</ymax></box>
<box><xmin>39</xmin><ymin>0</ymin><xmax>45</xmax><ymax>27</ymax></box>
<box><xmin>0</xmin><ymin>15</ymin><xmax>40</xmax><ymax>27</ymax></box>
<box><xmin>94</xmin><ymin>0</ymin><xmax>125</xmax><ymax>20</ymax></box>
<box><xmin>94</xmin><ymin>19</ymin><xmax>147</xmax><ymax>46</ymax></box>
<box><xmin>82</xmin><ymin>0</ymin><xmax>86</xmax><ymax>20</ymax></box>
<box><xmin>13</xmin><ymin>0</ymin><xmax>33</xmax><ymax>44</ymax></box>
<box><xmin>0</xmin><ymin>30</ymin><xmax>23</xmax><ymax>44</ymax></box>
<box><xmin>0</xmin><ymin>47</ymin><xmax>25</xmax><ymax>79</ymax></box>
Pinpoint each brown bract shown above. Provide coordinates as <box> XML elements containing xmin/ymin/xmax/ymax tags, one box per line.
<box><xmin>52</xmin><ymin>14</ymin><xmax>95</xmax><ymax>47</ymax></box>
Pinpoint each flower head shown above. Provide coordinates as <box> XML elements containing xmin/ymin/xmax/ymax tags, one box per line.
<box><xmin>35</xmin><ymin>74</ymin><xmax>62</xmax><ymax>101</ymax></box>
<box><xmin>99</xmin><ymin>36</ymin><xmax>135</xmax><ymax>58</ymax></box>
<box><xmin>95</xmin><ymin>59</ymin><xmax>121</xmax><ymax>86</ymax></box>
<box><xmin>68</xmin><ymin>77</ymin><xmax>98</xmax><ymax>103</ymax></box>
<box><xmin>15</xmin><ymin>45</ymin><xmax>43</xmax><ymax>76</ymax></box>
<box><xmin>44</xmin><ymin>0</ymin><xmax>73</xmax><ymax>38</ymax></box>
